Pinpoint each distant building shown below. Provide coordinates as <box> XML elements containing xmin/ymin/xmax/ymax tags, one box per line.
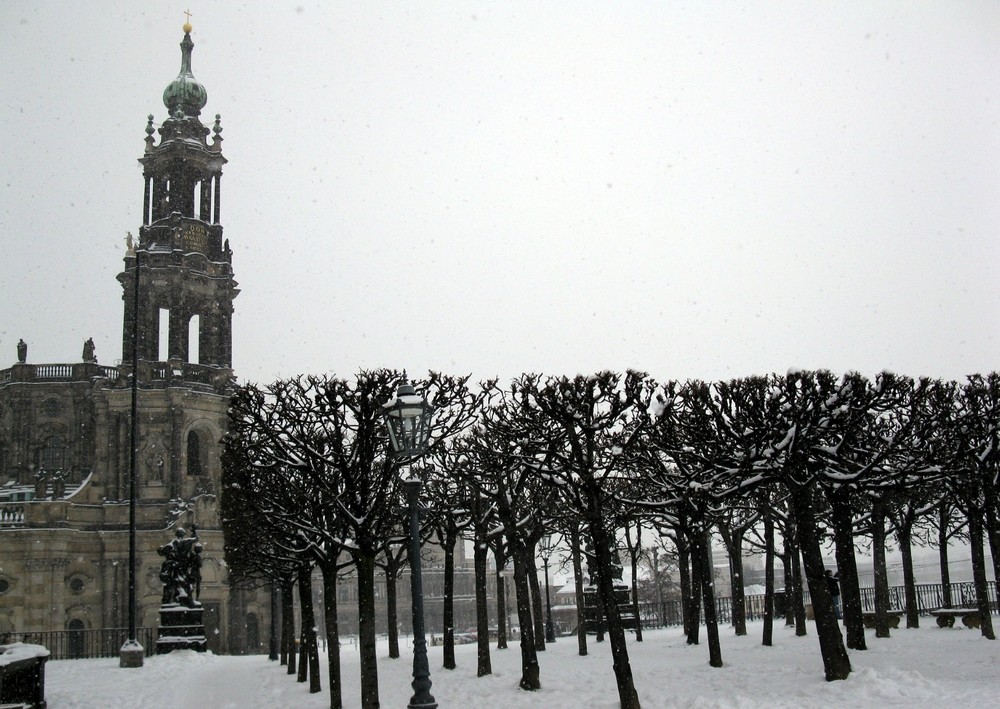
<box><xmin>0</xmin><ymin>26</ymin><xmax>268</xmax><ymax>654</ymax></box>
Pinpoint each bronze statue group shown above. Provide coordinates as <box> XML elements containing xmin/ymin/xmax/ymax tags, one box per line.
<box><xmin>158</xmin><ymin>525</ymin><xmax>203</xmax><ymax>607</ymax></box>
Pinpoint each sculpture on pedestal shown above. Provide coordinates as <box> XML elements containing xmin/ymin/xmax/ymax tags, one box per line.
<box><xmin>157</xmin><ymin>525</ymin><xmax>203</xmax><ymax>607</ymax></box>
<box><xmin>155</xmin><ymin>523</ymin><xmax>208</xmax><ymax>654</ymax></box>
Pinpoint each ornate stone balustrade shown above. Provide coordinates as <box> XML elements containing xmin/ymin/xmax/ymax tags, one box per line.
<box><xmin>0</xmin><ymin>504</ymin><xmax>25</xmax><ymax>527</ymax></box>
<box><xmin>0</xmin><ymin>363</ymin><xmax>119</xmax><ymax>385</ymax></box>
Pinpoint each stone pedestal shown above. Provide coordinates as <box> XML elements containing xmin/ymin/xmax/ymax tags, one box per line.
<box><xmin>119</xmin><ymin>639</ymin><xmax>145</xmax><ymax>667</ymax></box>
<box><xmin>156</xmin><ymin>604</ymin><xmax>207</xmax><ymax>654</ymax></box>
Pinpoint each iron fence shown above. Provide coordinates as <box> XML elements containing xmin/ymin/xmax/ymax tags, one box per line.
<box><xmin>634</xmin><ymin>580</ymin><xmax>998</xmax><ymax>629</ymax></box>
<box><xmin>2</xmin><ymin>628</ymin><xmax>155</xmax><ymax>661</ymax></box>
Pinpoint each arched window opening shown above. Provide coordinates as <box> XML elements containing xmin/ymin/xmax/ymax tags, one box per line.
<box><xmin>193</xmin><ymin>181</ymin><xmax>202</xmax><ymax>220</ymax></box>
<box><xmin>158</xmin><ymin>308</ymin><xmax>170</xmax><ymax>361</ymax></box>
<box><xmin>187</xmin><ymin>431</ymin><xmax>203</xmax><ymax>476</ymax></box>
<box><xmin>41</xmin><ymin>437</ymin><xmax>66</xmax><ymax>471</ymax></box>
<box><xmin>189</xmin><ymin>315</ymin><xmax>200</xmax><ymax>364</ymax></box>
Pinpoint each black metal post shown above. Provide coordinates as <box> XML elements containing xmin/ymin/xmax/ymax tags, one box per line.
<box><xmin>119</xmin><ymin>248</ymin><xmax>143</xmax><ymax>667</ymax></box>
<box><xmin>269</xmin><ymin>578</ymin><xmax>279</xmax><ymax>661</ymax></box>
<box><xmin>128</xmin><ymin>249</ymin><xmax>139</xmax><ymax>640</ymax></box>
<box><xmin>404</xmin><ymin>477</ymin><xmax>437</xmax><ymax>709</ymax></box>
<box><xmin>544</xmin><ymin>558</ymin><xmax>556</xmax><ymax>643</ymax></box>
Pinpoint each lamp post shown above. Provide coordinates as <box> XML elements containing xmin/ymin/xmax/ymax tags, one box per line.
<box><xmin>382</xmin><ymin>384</ymin><xmax>436</xmax><ymax>709</ymax></box>
<box><xmin>119</xmin><ymin>246</ymin><xmax>144</xmax><ymax>668</ymax></box>
<box><xmin>539</xmin><ymin>533</ymin><xmax>556</xmax><ymax>643</ymax></box>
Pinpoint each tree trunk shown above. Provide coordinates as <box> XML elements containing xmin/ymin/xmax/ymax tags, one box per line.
<box><xmin>319</xmin><ymin>561</ymin><xmax>343</xmax><ymax>709</ymax></box>
<box><xmin>297</xmin><ymin>564</ymin><xmax>321</xmax><ymax>693</ymax></box>
<box><xmin>939</xmin><ymin>503</ymin><xmax>953</xmax><ymax>608</ymax></box>
<box><xmin>968</xmin><ymin>510</ymin><xmax>996</xmax><ymax>640</ymax></box>
<box><xmin>787</xmin><ymin>517</ymin><xmax>807</xmax><ymax>637</ymax></box>
<box><xmin>589</xmin><ymin>521</ymin><xmax>641</xmax><ymax>708</ymax></box>
<box><xmin>282</xmin><ymin>577</ymin><xmax>296</xmax><ymax>674</ymax></box>
<box><xmin>779</xmin><ymin>545</ymin><xmax>793</xmax><ymax>627</ymax></box>
<box><xmin>790</xmin><ymin>484</ymin><xmax>851</xmax><ymax>681</ymax></box>
<box><xmin>762</xmin><ymin>510</ymin><xmax>775</xmax><ymax>647</ymax></box>
<box><xmin>630</xmin><ymin>548</ymin><xmax>643</xmax><ymax>642</ymax></box>
<box><xmin>871</xmin><ymin>503</ymin><xmax>892</xmax><ymax>639</ymax></box>
<box><xmin>442</xmin><ymin>529</ymin><xmax>457</xmax><ymax>669</ymax></box>
<box><xmin>570</xmin><ymin>524</ymin><xmax>589</xmax><ymax>656</ymax></box>
<box><xmin>984</xmin><ymin>501</ymin><xmax>1000</xmax><ymax>606</ymax></box>
<box><xmin>386</xmin><ymin>556</ymin><xmax>400</xmax><ymax>659</ymax></box>
<box><xmin>727</xmin><ymin>532</ymin><xmax>747</xmax><ymax>636</ymax></box>
<box><xmin>692</xmin><ymin>528</ymin><xmax>722</xmax><ymax>667</ymax></box>
<box><xmin>829</xmin><ymin>492</ymin><xmax>866</xmax><ymax>650</ymax></box>
<box><xmin>269</xmin><ymin>578</ymin><xmax>279</xmax><ymax>661</ymax></box>
<box><xmin>527</xmin><ymin>550</ymin><xmax>546</xmax><ymax>651</ymax></box>
<box><xmin>687</xmin><ymin>534</ymin><xmax>702</xmax><ymax>646</ymax></box>
<box><xmin>494</xmin><ymin>545</ymin><xmax>508</xmax><ymax>650</ymax></box>
<box><xmin>510</xmin><ymin>537</ymin><xmax>541</xmax><ymax>690</ymax></box>
<box><xmin>898</xmin><ymin>522</ymin><xmax>919</xmax><ymax>628</ymax></box>
<box><xmin>675</xmin><ymin>522</ymin><xmax>698</xmax><ymax>644</ymax></box>
<box><xmin>356</xmin><ymin>551</ymin><xmax>381</xmax><ymax>709</ymax></box>
<box><xmin>474</xmin><ymin>538</ymin><xmax>492</xmax><ymax>676</ymax></box>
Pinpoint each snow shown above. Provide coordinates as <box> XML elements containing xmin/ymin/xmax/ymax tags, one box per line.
<box><xmin>43</xmin><ymin>620</ymin><xmax>1000</xmax><ymax>708</ymax></box>
<box><xmin>0</xmin><ymin>642</ymin><xmax>50</xmax><ymax>666</ymax></box>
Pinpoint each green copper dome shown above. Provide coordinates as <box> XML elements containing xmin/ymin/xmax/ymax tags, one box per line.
<box><xmin>162</xmin><ymin>31</ymin><xmax>207</xmax><ymax>117</ymax></box>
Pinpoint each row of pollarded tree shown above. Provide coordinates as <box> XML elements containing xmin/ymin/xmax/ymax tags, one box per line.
<box><xmin>221</xmin><ymin>368</ymin><xmax>999</xmax><ymax>709</ymax></box>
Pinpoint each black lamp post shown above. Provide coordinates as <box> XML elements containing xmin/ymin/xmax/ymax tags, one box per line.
<box><xmin>540</xmin><ymin>533</ymin><xmax>556</xmax><ymax>643</ymax></box>
<box><xmin>382</xmin><ymin>384</ymin><xmax>436</xmax><ymax>709</ymax></box>
<box><xmin>119</xmin><ymin>246</ymin><xmax>144</xmax><ymax>668</ymax></box>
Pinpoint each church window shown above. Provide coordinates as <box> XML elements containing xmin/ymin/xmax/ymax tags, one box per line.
<box><xmin>189</xmin><ymin>314</ymin><xmax>201</xmax><ymax>364</ymax></box>
<box><xmin>158</xmin><ymin>308</ymin><xmax>170</xmax><ymax>361</ymax></box>
<box><xmin>41</xmin><ymin>437</ymin><xmax>66</xmax><ymax>471</ymax></box>
<box><xmin>69</xmin><ymin>576</ymin><xmax>85</xmax><ymax>594</ymax></box>
<box><xmin>187</xmin><ymin>431</ymin><xmax>203</xmax><ymax>476</ymax></box>
<box><xmin>0</xmin><ymin>578</ymin><xmax>9</xmax><ymax>594</ymax></box>
<box><xmin>43</xmin><ymin>399</ymin><xmax>63</xmax><ymax>417</ymax></box>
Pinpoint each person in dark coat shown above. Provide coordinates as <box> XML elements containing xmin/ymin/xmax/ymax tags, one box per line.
<box><xmin>826</xmin><ymin>569</ymin><xmax>842</xmax><ymax>619</ymax></box>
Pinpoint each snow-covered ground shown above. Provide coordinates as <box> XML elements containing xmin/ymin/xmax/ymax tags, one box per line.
<box><xmin>45</xmin><ymin>620</ymin><xmax>1000</xmax><ymax>708</ymax></box>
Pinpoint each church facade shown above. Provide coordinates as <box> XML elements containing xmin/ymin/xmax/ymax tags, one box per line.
<box><xmin>0</xmin><ymin>27</ymin><xmax>269</xmax><ymax>655</ymax></box>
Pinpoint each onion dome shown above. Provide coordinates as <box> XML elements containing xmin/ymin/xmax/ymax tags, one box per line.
<box><xmin>162</xmin><ymin>26</ymin><xmax>207</xmax><ymax>118</ymax></box>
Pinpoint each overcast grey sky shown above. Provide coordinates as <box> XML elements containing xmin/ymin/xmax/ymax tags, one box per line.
<box><xmin>2</xmin><ymin>2</ymin><xmax>997</xmax><ymax>385</ymax></box>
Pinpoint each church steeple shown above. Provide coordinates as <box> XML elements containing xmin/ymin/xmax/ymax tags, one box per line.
<box><xmin>162</xmin><ymin>29</ymin><xmax>208</xmax><ymax>118</ymax></box>
<box><xmin>118</xmin><ymin>24</ymin><xmax>238</xmax><ymax>387</ymax></box>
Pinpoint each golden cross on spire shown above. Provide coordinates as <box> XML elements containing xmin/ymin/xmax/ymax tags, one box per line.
<box><xmin>182</xmin><ymin>9</ymin><xmax>193</xmax><ymax>33</ymax></box>
<box><xmin>184</xmin><ymin>9</ymin><xmax>192</xmax><ymax>23</ymax></box>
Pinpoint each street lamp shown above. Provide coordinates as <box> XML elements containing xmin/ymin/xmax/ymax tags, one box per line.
<box><xmin>382</xmin><ymin>384</ymin><xmax>436</xmax><ymax>709</ymax></box>
<box><xmin>539</xmin><ymin>533</ymin><xmax>556</xmax><ymax>644</ymax></box>
<box><xmin>119</xmin><ymin>246</ymin><xmax>144</xmax><ymax>668</ymax></box>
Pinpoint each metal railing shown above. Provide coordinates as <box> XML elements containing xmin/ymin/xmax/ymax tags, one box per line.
<box><xmin>857</xmin><ymin>581</ymin><xmax>997</xmax><ymax>612</ymax></box>
<box><xmin>2</xmin><ymin>628</ymin><xmax>155</xmax><ymax>661</ymax></box>
<box><xmin>634</xmin><ymin>580</ymin><xmax>998</xmax><ymax>628</ymax></box>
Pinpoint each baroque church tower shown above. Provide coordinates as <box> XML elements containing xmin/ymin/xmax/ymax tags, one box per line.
<box><xmin>110</xmin><ymin>24</ymin><xmax>238</xmax><ymax>503</ymax></box>
<box><xmin>0</xmin><ymin>25</ymin><xmax>266</xmax><ymax>655</ymax></box>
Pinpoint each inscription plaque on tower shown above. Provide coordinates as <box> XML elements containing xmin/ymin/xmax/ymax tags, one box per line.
<box><xmin>182</xmin><ymin>222</ymin><xmax>208</xmax><ymax>253</ymax></box>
